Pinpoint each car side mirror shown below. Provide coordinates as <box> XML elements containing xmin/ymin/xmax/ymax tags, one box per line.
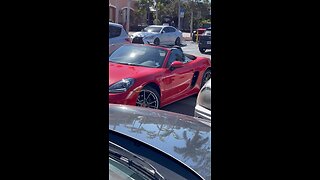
<box><xmin>169</xmin><ymin>61</ymin><xmax>183</xmax><ymax>70</ymax></box>
<box><xmin>161</xmin><ymin>31</ymin><xmax>165</xmax><ymax>34</ymax></box>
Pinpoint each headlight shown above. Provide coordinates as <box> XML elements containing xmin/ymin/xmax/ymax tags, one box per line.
<box><xmin>109</xmin><ymin>78</ymin><xmax>135</xmax><ymax>93</ymax></box>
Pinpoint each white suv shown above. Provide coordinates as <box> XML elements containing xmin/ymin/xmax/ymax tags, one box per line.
<box><xmin>109</xmin><ymin>22</ymin><xmax>131</xmax><ymax>55</ymax></box>
<box><xmin>194</xmin><ymin>78</ymin><xmax>211</xmax><ymax>120</ymax></box>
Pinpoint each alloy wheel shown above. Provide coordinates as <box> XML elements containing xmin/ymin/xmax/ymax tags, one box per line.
<box><xmin>136</xmin><ymin>89</ymin><xmax>159</xmax><ymax>109</ymax></box>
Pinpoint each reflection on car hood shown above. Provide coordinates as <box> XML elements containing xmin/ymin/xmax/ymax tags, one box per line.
<box><xmin>109</xmin><ymin>104</ymin><xmax>212</xmax><ymax>179</ymax></box>
<box><xmin>109</xmin><ymin>62</ymin><xmax>162</xmax><ymax>85</ymax></box>
<box><xmin>132</xmin><ymin>32</ymin><xmax>159</xmax><ymax>38</ymax></box>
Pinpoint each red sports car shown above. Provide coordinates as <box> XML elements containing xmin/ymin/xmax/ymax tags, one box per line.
<box><xmin>109</xmin><ymin>44</ymin><xmax>211</xmax><ymax>109</ymax></box>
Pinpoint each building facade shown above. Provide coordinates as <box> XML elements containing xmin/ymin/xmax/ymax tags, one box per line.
<box><xmin>109</xmin><ymin>0</ymin><xmax>138</xmax><ymax>28</ymax></box>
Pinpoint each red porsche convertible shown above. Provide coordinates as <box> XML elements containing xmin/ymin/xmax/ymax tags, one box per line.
<box><xmin>109</xmin><ymin>44</ymin><xmax>211</xmax><ymax>109</ymax></box>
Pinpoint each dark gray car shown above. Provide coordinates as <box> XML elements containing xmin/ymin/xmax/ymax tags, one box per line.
<box><xmin>109</xmin><ymin>104</ymin><xmax>211</xmax><ymax>180</ymax></box>
<box><xmin>198</xmin><ymin>28</ymin><xmax>211</xmax><ymax>53</ymax></box>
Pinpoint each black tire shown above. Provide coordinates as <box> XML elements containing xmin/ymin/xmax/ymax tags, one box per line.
<box><xmin>154</xmin><ymin>38</ymin><xmax>160</xmax><ymax>46</ymax></box>
<box><xmin>175</xmin><ymin>37</ymin><xmax>181</xmax><ymax>46</ymax></box>
<box><xmin>136</xmin><ymin>86</ymin><xmax>160</xmax><ymax>109</ymax></box>
<box><xmin>199</xmin><ymin>48</ymin><xmax>206</xmax><ymax>53</ymax></box>
<box><xmin>201</xmin><ymin>69</ymin><xmax>211</xmax><ymax>88</ymax></box>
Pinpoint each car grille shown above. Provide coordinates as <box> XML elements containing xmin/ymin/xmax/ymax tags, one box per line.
<box><xmin>132</xmin><ymin>37</ymin><xmax>144</xmax><ymax>44</ymax></box>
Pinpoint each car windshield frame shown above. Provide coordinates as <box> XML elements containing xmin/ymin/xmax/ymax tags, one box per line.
<box><xmin>109</xmin><ymin>45</ymin><xmax>168</xmax><ymax>68</ymax></box>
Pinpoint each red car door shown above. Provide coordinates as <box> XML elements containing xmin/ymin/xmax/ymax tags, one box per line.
<box><xmin>160</xmin><ymin>49</ymin><xmax>194</xmax><ymax>105</ymax></box>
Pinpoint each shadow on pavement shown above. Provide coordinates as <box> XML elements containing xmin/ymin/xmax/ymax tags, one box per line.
<box><xmin>160</xmin><ymin>95</ymin><xmax>198</xmax><ymax>116</ymax></box>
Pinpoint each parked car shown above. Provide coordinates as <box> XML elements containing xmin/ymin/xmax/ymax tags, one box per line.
<box><xmin>109</xmin><ymin>44</ymin><xmax>211</xmax><ymax>109</ymax></box>
<box><xmin>109</xmin><ymin>22</ymin><xmax>131</xmax><ymax>55</ymax></box>
<box><xmin>192</xmin><ymin>23</ymin><xmax>211</xmax><ymax>42</ymax></box>
<box><xmin>198</xmin><ymin>28</ymin><xmax>212</xmax><ymax>53</ymax></box>
<box><xmin>194</xmin><ymin>78</ymin><xmax>211</xmax><ymax>120</ymax></box>
<box><xmin>109</xmin><ymin>104</ymin><xmax>211</xmax><ymax>180</ymax></box>
<box><xmin>131</xmin><ymin>25</ymin><xmax>183</xmax><ymax>46</ymax></box>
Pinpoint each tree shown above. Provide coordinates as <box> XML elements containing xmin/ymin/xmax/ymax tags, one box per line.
<box><xmin>181</xmin><ymin>0</ymin><xmax>211</xmax><ymax>30</ymax></box>
<box><xmin>136</xmin><ymin>0</ymin><xmax>155</xmax><ymax>24</ymax></box>
<box><xmin>153</xmin><ymin>1</ymin><xmax>165</xmax><ymax>24</ymax></box>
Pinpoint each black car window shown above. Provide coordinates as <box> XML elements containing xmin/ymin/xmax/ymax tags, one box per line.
<box><xmin>163</xmin><ymin>27</ymin><xmax>171</xmax><ymax>33</ymax></box>
<box><xmin>166</xmin><ymin>49</ymin><xmax>185</xmax><ymax>67</ymax></box>
<box><xmin>168</xmin><ymin>27</ymin><xmax>176</xmax><ymax>32</ymax></box>
<box><xmin>109</xmin><ymin>25</ymin><xmax>122</xmax><ymax>38</ymax></box>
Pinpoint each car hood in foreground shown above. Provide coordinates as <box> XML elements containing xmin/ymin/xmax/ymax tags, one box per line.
<box><xmin>109</xmin><ymin>104</ymin><xmax>212</xmax><ymax>179</ymax></box>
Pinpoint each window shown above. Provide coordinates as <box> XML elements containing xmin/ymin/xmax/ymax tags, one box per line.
<box><xmin>166</xmin><ymin>49</ymin><xmax>184</xmax><ymax>67</ymax></box>
<box><xmin>109</xmin><ymin>25</ymin><xmax>122</xmax><ymax>38</ymax></box>
<box><xmin>168</xmin><ymin>27</ymin><xmax>176</xmax><ymax>32</ymax></box>
<box><xmin>163</xmin><ymin>27</ymin><xmax>171</xmax><ymax>33</ymax></box>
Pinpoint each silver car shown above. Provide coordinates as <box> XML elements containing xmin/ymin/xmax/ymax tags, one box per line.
<box><xmin>109</xmin><ymin>22</ymin><xmax>131</xmax><ymax>55</ymax></box>
<box><xmin>109</xmin><ymin>104</ymin><xmax>211</xmax><ymax>179</ymax></box>
<box><xmin>131</xmin><ymin>25</ymin><xmax>183</xmax><ymax>46</ymax></box>
<box><xmin>195</xmin><ymin>78</ymin><xmax>211</xmax><ymax>120</ymax></box>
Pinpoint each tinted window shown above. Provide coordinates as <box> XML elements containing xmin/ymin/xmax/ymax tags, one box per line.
<box><xmin>110</xmin><ymin>45</ymin><xmax>168</xmax><ymax>68</ymax></box>
<box><xmin>166</xmin><ymin>49</ymin><xmax>184</xmax><ymax>67</ymax></box>
<box><xmin>168</xmin><ymin>27</ymin><xmax>176</xmax><ymax>32</ymax></box>
<box><xmin>109</xmin><ymin>25</ymin><xmax>122</xmax><ymax>38</ymax></box>
<box><xmin>143</xmin><ymin>26</ymin><xmax>162</xmax><ymax>32</ymax></box>
<box><xmin>163</xmin><ymin>27</ymin><xmax>171</xmax><ymax>33</ymax></box>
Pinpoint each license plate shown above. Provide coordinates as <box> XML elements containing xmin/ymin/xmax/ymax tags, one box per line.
<box><xmin>207</xmin><ymin>41</ymin><xmax>211</xmax><ymax>44</ymax></box>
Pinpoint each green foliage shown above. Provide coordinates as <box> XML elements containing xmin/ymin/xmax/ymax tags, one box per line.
<box><xmin>153</xmin><ymin>19</ymin><xmax>161</xmax><ymax>25</ymax></box>
<box><xmin>136</xmin><ymin>0</ymin><xmax>155</xmax><ymax>23</ymax></box>
<box><xmin>134</xmin><ymin>0</ymin><xmax>211</xmax><ymax>28</ymax></box>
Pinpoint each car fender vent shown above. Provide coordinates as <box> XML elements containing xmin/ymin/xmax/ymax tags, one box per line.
<box><xmin>191</xmin><ymin>71</ymin><xmax>199</xmax><ymax>88</ymax></box>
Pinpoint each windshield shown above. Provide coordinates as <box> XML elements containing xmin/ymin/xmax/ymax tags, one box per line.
<box><xmin>142</xmin><ymin>26</ymin><xmax>162</xmax><ymax>32</ymax></box>
<box><xmin>109</xmin><ymin>157</ymin><xmax>145</xmax><ymax>180</ymax></box>
<box><xmin>109</xmin><ymin>45</ymin><xmax>168</xmax><ymax>68</ymax></box>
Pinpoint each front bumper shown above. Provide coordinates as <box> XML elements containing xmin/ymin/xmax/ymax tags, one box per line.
<box><xmin>194</xmin><ymin>104</ymin><xmax>211</xmax><ymax>120</ymax></box>
<box><xmin>109</xmin><ymin>90</ymin><xmax>139</xmax><ymax>106</ymax></box>
<box><xmin>132</xmin><ymin>36</ymin><xmax>156</xmax><ymax>44</ymax></box>
<box><xmin>132</xmin><ymin>37</ymin><xmax>144</xmax><ymax>44</ymax></box>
